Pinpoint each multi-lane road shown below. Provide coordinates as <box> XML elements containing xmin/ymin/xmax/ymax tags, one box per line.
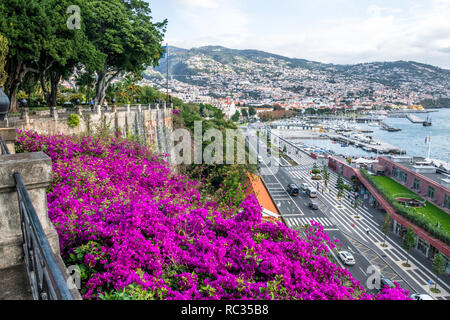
<box><xmin>244</xmin><ymin>125</ymin><xmax>450</xmax><ymax>300</ymax></box>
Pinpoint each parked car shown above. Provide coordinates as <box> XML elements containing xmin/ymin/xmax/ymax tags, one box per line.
<box><xmin>300</xmin><ymin>183</ymin><xmax>309</xmax><ymax>192</ymax></box>
<box><xmin>410</xmin><ymin>293</ymin><xmax>433</xmax><ymax>300</ymax></box>
<box><xmin>308</xmin><ymin>200</ymin><xmax>319</xmax><ymax>210</ymax></box>
<box><xmin>338</xmin><ymin>251</ymin><xmax>356</xmax><ymax>265</ymax></box>
<box><xmin>379</xmin><ymin>277</ymin><xmax>396</xmax><ymax>289</ymax></box>
<box><xmin>286</xmin><ymin>184</ymin><xmax>300</xmax><ymax>197</ymax></box>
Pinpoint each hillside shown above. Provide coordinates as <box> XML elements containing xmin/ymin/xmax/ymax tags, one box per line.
<box><xmin>147</xmin><ymin>45</ymin><xmax>450</xmax><ymax>106</ymax></box>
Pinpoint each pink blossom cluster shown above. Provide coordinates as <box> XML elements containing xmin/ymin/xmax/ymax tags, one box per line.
<box><xmin>16</xmin><ymin>131</ymin><xmax>410</xmax><ymax>300</ymax></box>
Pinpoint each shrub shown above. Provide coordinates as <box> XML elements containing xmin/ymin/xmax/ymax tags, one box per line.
<box><xmin>312</xmin><ymin>175</ymin><xmax>322</xmax><ymax>181</ymax></box>
<box><xmin>68</xmin><ymin>114</ymin><xmax>80</xmax><ymax>128</ymax></box>
<box><xmin>312</xmin><ymin>169</ymin><xmax>321</xmax><ymax>175</ymax></box>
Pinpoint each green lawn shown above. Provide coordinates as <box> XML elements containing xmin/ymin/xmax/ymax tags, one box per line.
<box><xmin>372</xmin><ymin>176</ymin><xmax>450</xmax><ymax>234</ymax></box>
<box><xmin>372</xmin><ymin>176</ymin><xmax>424</xmax><ymax>201</ymax></box>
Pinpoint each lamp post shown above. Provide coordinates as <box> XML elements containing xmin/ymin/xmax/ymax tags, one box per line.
<box><xmin>19</xmin><ymin>99</ymin><xmax>28</xmax><ymax>119</ymax></box>
<box><xmin>0</xmin><ymin>87</ymin><xmax>10</xmax><ymax>121</ymax></box>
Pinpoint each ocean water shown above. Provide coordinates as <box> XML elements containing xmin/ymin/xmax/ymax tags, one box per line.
<box><xmin>295</xmin><ymin>109</ymin><xmax>450</xmax><ymax>162</ymax></box>
<box><xmin>371</xmin><ymin>109</ymin><xmax>450</xmax><ymax>162</ymax></box>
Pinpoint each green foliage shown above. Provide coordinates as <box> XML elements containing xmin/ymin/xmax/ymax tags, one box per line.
<box><xmin>0</xmin><ymin>33</ymin><xmax>7</xmax><ymax>88</ymax></box>
<box><xmin>248</xmin><ymin>106</ymin><xmax>256</xmax><ymax>117</ymax></box>
<box><xmin>68</xmin><ymin>114</ymin><xmax>80</xmax><ymax>128</ymax></box>
<box><xmin>241</xmin><ymin>108</ymin><xmax>248</xmax><ymax>118</ymax></box>
<box><xmin>84</xmin><ymin>0</ymin><xmax>167</xmax><ymax>103</ymax></box>
<box><xmin>312</xmin><ymin>169</ymin><xmax>321</xmax><ymax>175</ymax></box>
<box><xmin>336</xmin><ymin>173</ymin><xmax>344</xmax><ymax>189</ymax></box>
<box><xmin>432</xmin><ymin>253</ymin><xmax>445</xmax><ymax>288</ymax></box>
<box><xmin>231</xmin><ymin>110</ymin><xmax>240</xmax><ymax>122</ymax></box>
<box><xmin>403</xmin><ymin>227</ymin><xmax>416</xmax><ymax>264</ymax></box>
<box><xmin>382</xmin><ymin>213</ymin><xmax>392</xmax><ymax>243</ymax></box>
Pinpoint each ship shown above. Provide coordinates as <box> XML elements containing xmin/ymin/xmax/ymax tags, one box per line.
<box><xmin>423</xmin><ymin>116</ymin><xmax>432</xmax><ymax>127</ymax></box>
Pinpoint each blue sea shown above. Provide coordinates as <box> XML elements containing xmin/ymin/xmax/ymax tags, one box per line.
<box><xmin>295</xmin><ymin>109</ymin><xmax>450</xmax><ymax>162</ymax></box>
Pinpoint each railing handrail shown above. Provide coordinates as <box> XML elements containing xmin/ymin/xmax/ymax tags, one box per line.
<box><xmin>0</xmin><ymin>134</ymin><xmax>10</xmax><ymax>155</ymax></box>
<box><xmin>14</xmin><ymin>172</ymin><xmax>74</xmax><ymax>300</ymax></box>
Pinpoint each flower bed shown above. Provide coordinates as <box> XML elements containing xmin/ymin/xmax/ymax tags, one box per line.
<box><xmin>16</xmin><ymin>131</ymin><xmax>409</xmax><ymax>300</ymax></box>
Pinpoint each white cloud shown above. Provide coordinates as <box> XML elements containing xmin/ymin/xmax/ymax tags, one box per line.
<box><xmin>165</xmin><ymin>0</ymin><xmax>450</xmax><ymax>69</ymax></box>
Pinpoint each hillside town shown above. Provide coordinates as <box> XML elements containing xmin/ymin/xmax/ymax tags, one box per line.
<box><xmin>142</xmin><ymin>47</ymin><xmax>450</xmax><ymax>119</ymax></box>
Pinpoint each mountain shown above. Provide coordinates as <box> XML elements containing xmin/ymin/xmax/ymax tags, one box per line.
<box><xmin>146</xmin><ymin>45</ymin><xmax>450</xmax><ymax>106</ymax></box>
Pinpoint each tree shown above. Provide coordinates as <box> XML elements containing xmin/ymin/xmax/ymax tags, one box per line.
<box><xmin>84</xmin><ymin>0</ymin><xmax>167</xmax><ymax>106</ymax></box>
<box><xmin>336</xmin><ymin>173</ymin><xmax>344</xmax><ymax>189</ymax></box>
<box><xmin>249</xmin><ymin>106</ymin><xmax>257</xmax><ymax>117</ymax></box>
<box><xmin>322</xmin><ymin>165</ymin><xmax>329</xmax><ymax>187</ymax></box>
<box><xmin>241</xmin><ymin>108</ymin><xmax>248</xmax><ymax>118</ymax></box>
<box><xmin>431</xmin><ymin>253</ymin><xmax>445</xmax><ymax>291</ymax></box>
<box><xmin>231</xmin><ymin>110</ymin><xmax>240</xmax><ymax>122</ymax></box>
<box><xmin>0</xmin><ymin>0</ymin><xmax>50</xmax><ymax>112</ymax></box>
<box><xmin>403</xmin><ymin>227</ymin><xmax>416</xmax><ymax>266</ymax></box>
<box><xmin>0</xmin><ymin>33</ymin><xmax>7</xmax><ymax>89</ymax></box>
<box><xmin>381</xmin><ymin>213</ymin><xmax>392</xmax><ymax>246</ymax></box>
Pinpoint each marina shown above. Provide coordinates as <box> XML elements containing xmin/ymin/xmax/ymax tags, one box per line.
<box><xmin>269</xmin><ymin>108</ymin><xmax>450</xmax><ymax>161</ymax></box>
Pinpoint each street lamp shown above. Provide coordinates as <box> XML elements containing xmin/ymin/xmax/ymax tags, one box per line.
<box><xmin>0</xmin><ymin>87</ymin><xmax>9</xmax><ymax>121</ymax></box>
<box><xmin>19</xmin><ymin>99</ymin><xmax>28</xmax><ymax>118</ymax></box>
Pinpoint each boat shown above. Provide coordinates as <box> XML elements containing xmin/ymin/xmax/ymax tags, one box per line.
<box><xmin>423</xmin><ymin>116</ymin><xmax>432</xmax><ymax>127</ymax></box>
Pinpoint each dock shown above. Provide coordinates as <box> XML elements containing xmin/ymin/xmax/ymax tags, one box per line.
<box><xmin>407</xmin><ymin>114</ymin><xmax>425</xmax><ymax>124</ymax></box>
<box><xmin>380</xmin><ymin>122</ymin><xmax>402</xmax><ymax>132</ymax></box>
<box><xmin>326</xmin><ymin>133</ymin><xmax>406</xmax><ymax>155</ymax></box>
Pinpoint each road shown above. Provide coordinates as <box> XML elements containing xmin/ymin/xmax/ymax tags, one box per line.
<box><xmin>244</xmin><ymin>125</ymin><xmax>450</xmax><ymax>299</ymax></box>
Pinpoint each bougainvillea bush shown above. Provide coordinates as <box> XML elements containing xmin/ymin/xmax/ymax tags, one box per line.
<box><xmin>16</xmin><ymin>131</ymin><xmax>410</xmax><ymax>300</ymax></box>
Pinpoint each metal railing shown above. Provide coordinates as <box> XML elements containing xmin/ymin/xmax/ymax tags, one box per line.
<box><xmin>0</xmin><ymin>135</ymin><xmax>75</xmax><ymax>300</ymax></box>
<box><xmin>14</xmin><ymin>173</ymin><xmax>74</xmax><ymax>300</ymax></box>
<box><xmin>0</xmin><ymin>135</ymin><xmax>10</xmax><ymax>155</ymax></box>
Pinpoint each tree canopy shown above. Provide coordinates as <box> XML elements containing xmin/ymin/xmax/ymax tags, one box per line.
<box><xmin>0</xmin><ymin>0</ymin><xmax>166</xmax><ymax>111</ymax></box>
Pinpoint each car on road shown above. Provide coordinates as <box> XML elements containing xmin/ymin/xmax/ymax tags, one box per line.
<box><xmin>300</xmin><ymin>183</ymin><xmax>309</xmax><ymax>192</ymax></box>
<box><xmin>338</xmin><ymin>251</ymin><xmax>356</xmax><ymax>265</ymax></box>
<box><xmin>286</xmin><ymin>183</ymin><xmax>300</xmax><ymax>197</ymax></box>
<box><xmin>306</xmin><ymin>187</ymin><xmax>318</xmax><ymax>198</ymax></box>
<box><xmin>257</xmin><ymin>156</ymin><xmax>263</xmax><ymax>164</ymax></box>
<box><xmin>410</xmin><ymin>293</ymin><xmax>433</xmax><ymax>300</ymax></box>
<box><xmin>379</xmin><ymin>277</ymin><xmax>396</xmax><ymax>290</ymax></box>
<box><xmin>308</xmin><ymin>199</ymin><xmax>319</xmax><ymax>210</ymax></box>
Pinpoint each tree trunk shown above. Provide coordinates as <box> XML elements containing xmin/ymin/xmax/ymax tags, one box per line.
<box><xmin>95</xmin><ymin>71</ymin><xmax>107</xmax><ymax>106</ymax></box>
<box><xmin>40</xmin><ymin>73</ymin><xmax>50</xmax><ymax>106</ymax></box>
<box><xmin>49</xmin><ymin>72</ymin><xmax>60</xmax><ymax>108</ymax></box>
<box><xmin>8</xmin><ymin>82</ymin><xmax>19</xmax><ymax>113</ymax></box>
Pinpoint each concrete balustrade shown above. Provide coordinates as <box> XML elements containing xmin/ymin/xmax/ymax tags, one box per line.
<box><xmin>0</xmin><ymin>152</ymin><xmax>60</xmax><ymax>269</ymax></box>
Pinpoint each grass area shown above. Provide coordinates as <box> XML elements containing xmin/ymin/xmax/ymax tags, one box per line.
<box><xmin>372</xmin><ymin>176</ymin><xmax>450</xmax><ymax>234</ymax></box>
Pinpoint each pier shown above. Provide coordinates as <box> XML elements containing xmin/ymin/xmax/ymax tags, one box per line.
<box><xmin>380</xmin><ymin>122</ymin><xmax>402</xmax><ymax>132</ymax></box>
<box><xmin>326</xmin><ymin>133</ymin><xmax>406</xmax><ymax>155</ymax></box>
<box><xmin>407</xmin><ymin>114</ymin><xmax>426</xmax><ymax>124</ymax></box>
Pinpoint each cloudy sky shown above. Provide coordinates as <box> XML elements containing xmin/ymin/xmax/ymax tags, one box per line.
<box><xmin>149</xmin><ymin>0</ymin><xmax>450</xmax><ymax>69</ymax></box>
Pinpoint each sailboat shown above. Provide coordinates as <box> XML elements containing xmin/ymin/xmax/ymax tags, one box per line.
<box><xmin>423</xmin><ymin>116</ymin><xmax>432</xmax><ymax>127</ymax></box>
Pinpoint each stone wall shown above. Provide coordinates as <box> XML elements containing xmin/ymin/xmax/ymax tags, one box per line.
<box><xmin>5</xmin><ymin>103</ymin><xmax>173</xmax><ymax>154</ymax></box>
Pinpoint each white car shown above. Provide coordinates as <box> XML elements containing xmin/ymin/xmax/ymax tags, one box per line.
<box><xmin>338</xmin><ymin>251</ymin><xmax>356</xmax><ymax>265</ymax></box>
<box><xmin>410</xmin><ymin>293</ymin><xmax>434</xmax><ymax>300</ymax></box>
